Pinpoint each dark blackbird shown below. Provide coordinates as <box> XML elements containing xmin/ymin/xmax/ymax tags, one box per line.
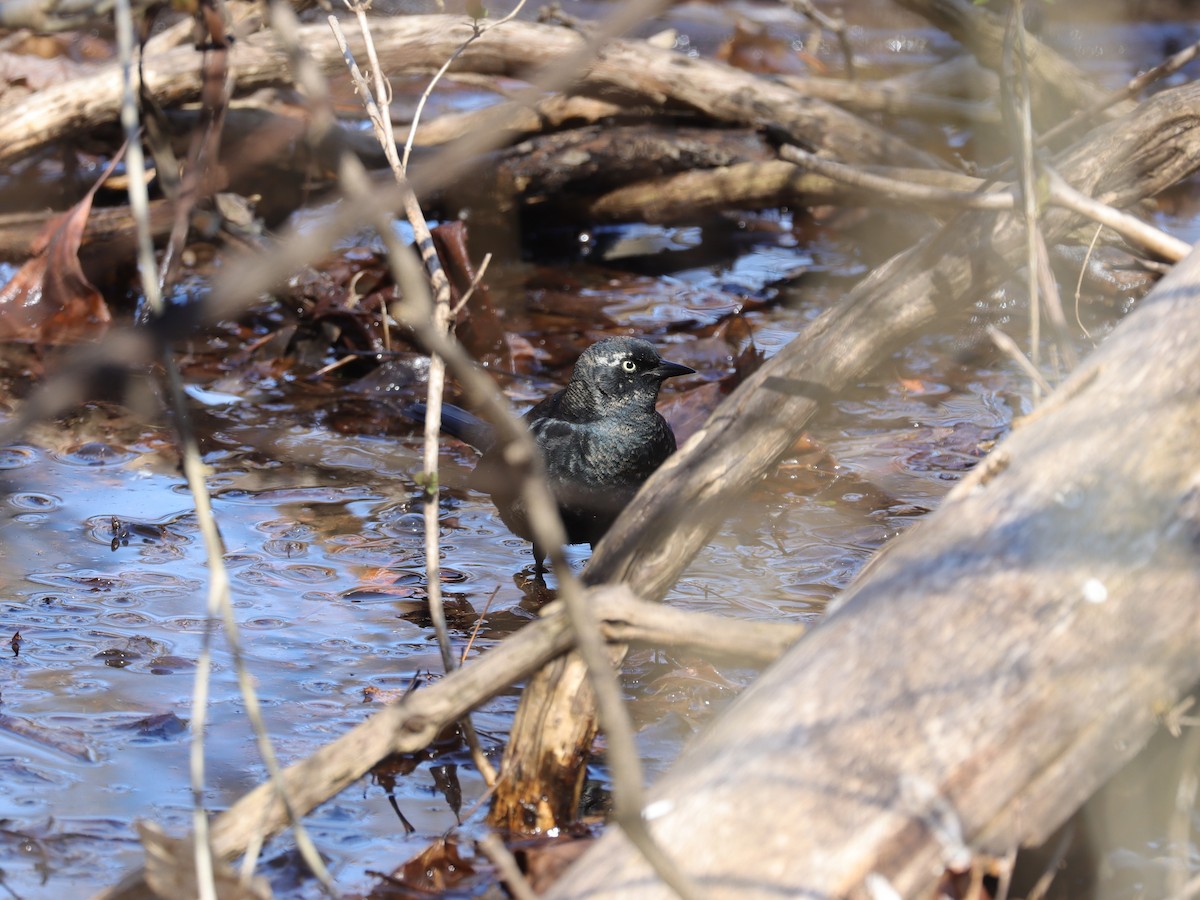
<box><xmin>419</xmin><ymin>337</ymin><xmax>693</xmax><ymax>570</ymax></box>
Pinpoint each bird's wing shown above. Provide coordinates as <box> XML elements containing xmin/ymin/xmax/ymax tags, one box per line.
<box><xmin>404</xmin><ymin>402</ymin><xmax>496</xmax><ymax>453</ymax></box>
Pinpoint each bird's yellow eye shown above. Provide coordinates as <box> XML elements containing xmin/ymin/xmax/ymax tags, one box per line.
<box><xmin>621</xmin><ymin>359</ymin><xmax>637</xmax><ymax>372</ymax></box>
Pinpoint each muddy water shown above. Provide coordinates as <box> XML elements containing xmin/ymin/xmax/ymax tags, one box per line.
<box><xmin>1</xmin><ymin>8</ymin><xmax>1198</xmax><ymax>900</ymax></box>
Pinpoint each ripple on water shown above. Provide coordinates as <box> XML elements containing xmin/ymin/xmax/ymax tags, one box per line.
<box><xmin>8</xmin><ymin>492</ymin><xmax>61</xmax><ymax>511</ymax></box>
<box><xmin>86</xmin><ymin>514</ymin><xmax>195</xmax><ymax>556</ymax></box>
<box><xmin>27</xmin><ymin>569</ymin><xmax>202</xmax><ymax>608</ymax></box>
<box><xmin>215</xmin><ymin>485</ymin><xmax>381</xmax><ymax>505</ymax></box>
<box><xmin>383</xmin><ymin>512</ymin><xmax>427</xmax><ymax>537</ymax></box>
<box><xmin>326</xmin><ymin>535</ymin><xmax>418</xmax><ymax>566</ymax></box>
<box><xmin>236</xmin><ymin>563</ymin><xmax>338</xmax><ymax>587</ymax></box>
<box><xmin>0</xmin><ymin>446</ymin><xmax>39</xmax><ymax>469</ymax></box>
<box><xmin>255</xmin><ymin>518</ymin><xmax>318</xmax><ymax>540</ymax></box>
<box><xmin>147</xmin><ymin>655</ymin><xmax>194</xmax><ymax>674</ymax></box>
<box><xmin>53</xmin><ymin>442</ymin><xmax>137</xmax><ymax>467</ymax></box>
<box><xmin>262</xmin><ymin>539</ymin><xmax>309</xmax><ymax>558</ymax></box>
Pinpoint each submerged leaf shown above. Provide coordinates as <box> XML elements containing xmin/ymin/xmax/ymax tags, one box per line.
<box><xmin>0</xmin><ymin>152</ymin><xmax>121</xmax><ymax>343</ymax></box>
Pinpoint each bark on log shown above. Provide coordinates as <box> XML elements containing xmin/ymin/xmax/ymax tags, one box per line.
<box><xmin>493</xmin><ymin>125</ymin><xmax>773</xmax><ymax>201</ymax></box>
<box><xmin>488</xmin><ymin>78</ymin><xmax>1200</xmax><ymax>832</ymax></box>
<box><xmin>0</xmin><ymin>16</ymin><xmax>942</xmax><ymax>171</ymax></box>
<box><xmin>545</xmin><ymin>234</ymin><xmax>1200</xmax><ymax>900</ymax></box>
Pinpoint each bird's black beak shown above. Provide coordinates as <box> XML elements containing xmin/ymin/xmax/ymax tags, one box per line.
<box><xmin>653</xmin><ymin>359</ymin><xmax>695</xmax><ymax>380</ymax></box>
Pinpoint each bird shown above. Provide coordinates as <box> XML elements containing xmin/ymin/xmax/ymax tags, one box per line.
<box><xmin>413</xmin><ymin>337</ymin><xmax>694</xmax><ymax>572</ymax></box>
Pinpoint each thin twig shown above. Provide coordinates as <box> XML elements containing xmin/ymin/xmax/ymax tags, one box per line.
<box><xmin>1046</xmin><ymin>167</ymin><xmax>1191</xmax><ymax>262</ymax></box>
<box><xmin>401</xmin><ymin>0</ymin><xmax>529</xmax><ymax>172</ymax></box>
<box><xmin>986</xmin><ymin>326</ymin><xmax>1052</xmax><ymax>396</ymax></box>
<box><xmin>780</xmin><ymin>144</ymin><xmax>1010</xmax><ymax>209</ymax></box>
<box><xmin>994</xmin><ymin>847</ymin><xmax>1018</xmax><ymax>900</ymax></box>
<box><xmin>451</xmin><ymin>252</ymin><xmax>493</xmax><ymax>319</ymax></box>
<box><xmin>780</xmin><ymin>144</ymin><xmax>1190</xmax><ymax>264</ymax></box>
<box><xmin>1006</xmin><ymin>0</ymin><xmax>1042</xmax><ymax>405</ymax></box>
<box><xmin>113</xmin><ymin>2</ymin><xmax>218</xmax><ymax>897</ymax></box>
<box><xmin>461</xmin><ymin>585</ymin><xmax>501</xmax><ymax>666</ymax></box>
<box><xmin>327</xmin><ymin>12</ymin><xmax>499</xmax><ymax>787</ymax></box>
<box><xmin>1025</xmin><ymin>826</ymin><xmax>1073</xmax><ymax>900</ymax></box>
<box><xmin>1073</xmin><ymin>225</ymin><xmax>1104</xmax><ymax>342</ymax></box>
<box><xmin>1033</xmin><ymin>227</ymin><xmax>1077</xmax><ymax>373</ymax></box>
<box><xmin>344</xmin><ymin>0</ymin><xmax>396</xmax><ymax>353</ymax></box>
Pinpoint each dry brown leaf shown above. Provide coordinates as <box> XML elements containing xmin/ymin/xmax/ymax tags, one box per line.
<box><xmin>0</xmin><ymin>151</ymin><xmax>120</xmax><ymax>343</ymax></box>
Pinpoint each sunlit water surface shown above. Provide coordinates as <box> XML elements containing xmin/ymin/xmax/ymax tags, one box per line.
<box><xmin>1</xmin><ymin>6</ymin><xmax>1197</xmax><ymax>898</ymax></box>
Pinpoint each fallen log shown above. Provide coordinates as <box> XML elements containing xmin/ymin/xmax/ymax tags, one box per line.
<box><xmin>93</xmin><ymin>587</ymin><xmax>803</xmax><ymax>898</ymax></box>
<box><xmin>0</xmin><ymin>16</ymin><xmax>941</xmax><ymax>171</ymax></box>
<box><xmin>545</xmin><ymin>229</ymin><xmax>1200</xmax><ymax>900</ymax></box>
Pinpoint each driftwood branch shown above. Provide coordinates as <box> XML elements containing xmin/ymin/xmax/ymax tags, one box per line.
<box><xmin>489</xmin><ymin>77</ymin><xmax>1200</xmax><ymax>832</ymax></box>
<box><xmin>0</xmin><ymin>16</ymin><xmax>943</xmax><ymax>171</ymax></box>
<box><xmin>546</xmin><ymin>233</ymin><xmax>1200</xmax><ymax>900</ymax></box>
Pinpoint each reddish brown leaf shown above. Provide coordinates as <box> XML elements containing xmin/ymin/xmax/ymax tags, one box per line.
<box><xmin>0</xmin><ymin>152</ymin><xmax>121</xmax><ymax>344</ymax></box>
<box><xmin>391</xmin><ymin>835</ymin><xmax>475</xmax><ymax>893</ymax></box>
<box><xmin>660</xmin><ymin>380</ymin><xmax>723</xmax><ymax>446</ymax></box>
<box><xmin>515</xmin><ymin>834</ymin><xmax>596</xmax><ymax>894</ymax></box>
<box><xmin>431</xmin><ymin>221</ymin><xmax>511</xmax><ymax>369</ymax></box>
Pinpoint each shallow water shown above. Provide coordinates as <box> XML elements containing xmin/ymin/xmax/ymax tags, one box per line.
<box><xmin>1</xmin><ymin>3</ymin><xmax>1198</xmax><ymax>897</ymax></box>
<box><xmin>0</xmin><ymin>235</ymin><xmax>1088</xmax><ymax>897</ymax></box>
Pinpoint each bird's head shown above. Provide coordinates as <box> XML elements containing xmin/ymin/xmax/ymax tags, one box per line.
<box><xmin>563</xmin><ymin>337</ymin><xmax>694</xmax><ymax>416</ymax></box>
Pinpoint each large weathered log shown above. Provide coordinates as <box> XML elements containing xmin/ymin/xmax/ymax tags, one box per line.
<box><xmin>545</xmin><ymin>232</ymin><xmax>1200</xmax><ymax>900</ymax></box>
<box><xmin>488</xmin><ymin>78</ymin><xmax>1200</xmax><ymax>832</ymax></box>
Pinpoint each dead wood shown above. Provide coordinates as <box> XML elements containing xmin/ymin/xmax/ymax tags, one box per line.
<box><xmin>415</xmin><ymin>65</ymin><xmax>997</xmax><ymax>151</ymax></box>
<box><xmin>489</xmin><ymin>124</ymin><xmax>773</xmax><ymax>212</ymax></box>
<box><xmin>775</xmin><ymin>73</ymin><xmax>999</xmax><ymax>125</ymax></box>
<box><xmin>0</xmin><ymin>16</ymin><xmax>942</xmax><ymax>171</ymax></box>
<box><xmin>488</xmin><ymin>77</ymin><xmax>1200</xmax><ymax>833</ymax></box>
<box><xmin>876</xmin><ymin>55</ymin><xmax>999</xmax><ymax>104</ymax></box>
<box><xmin>94</xmin><ymin>587</ymin><xmax>801</xmax><ymax>899</ymax></box>
<box><xmin>589</xmin><ymin>161</ymin><xmax>833</xmax><ymax>224</ymax></box>
<box><xmin>545</xmin><ymin>226</ymin><xmax>1200</xmax><ymax>900</ymax></box>
<box><xmin>404</xmin><ymin>95</ymin><xmax>636</xmax><ymax>148</ymax></box>
<box><xmin>0</xmin><ymin>201</ymin><xmax>174</xmax><ymax>262</ymax></box>
<box><xmin>588</xmin><ymin>162</ymin><xmax>997</xmax><ymax>225</ymax></box>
